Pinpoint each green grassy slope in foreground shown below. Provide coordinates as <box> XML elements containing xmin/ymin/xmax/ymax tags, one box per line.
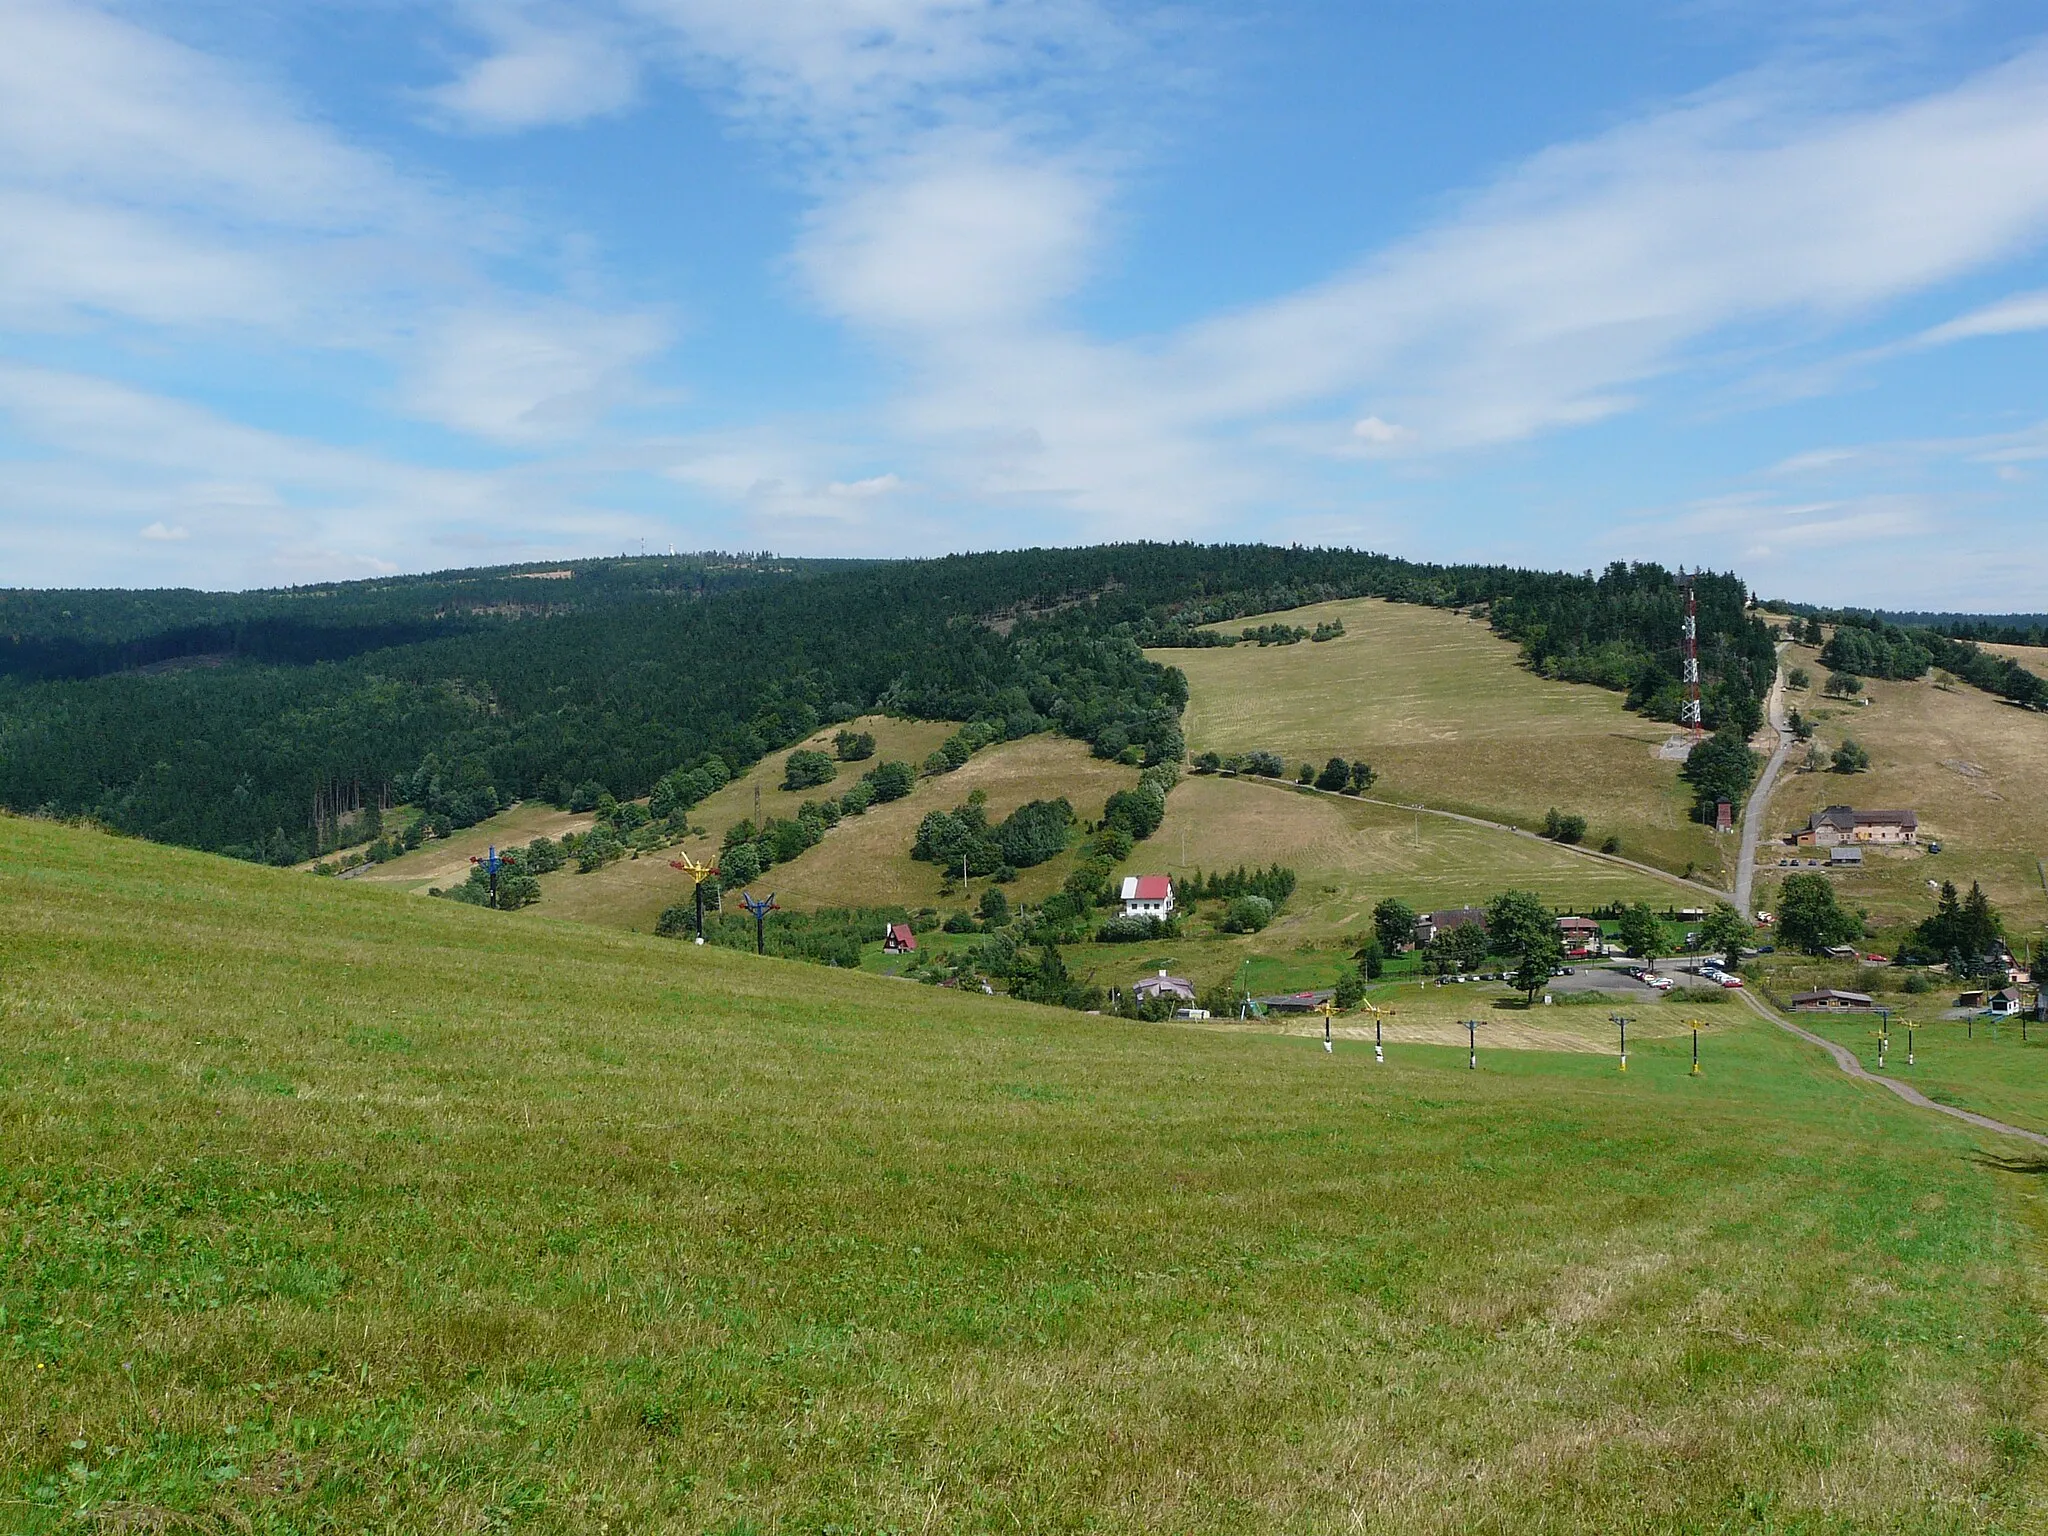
<box><xmin>4</xmin><ymin>817</ymin><xmax>2045</xmax><ymax>1532</ymax></box>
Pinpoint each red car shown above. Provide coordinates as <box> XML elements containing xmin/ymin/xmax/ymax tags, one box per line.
<box><xmin>1864</xmin><ymin>953</ymin><xmax>1889</xmax><ymax>964</ymax></box>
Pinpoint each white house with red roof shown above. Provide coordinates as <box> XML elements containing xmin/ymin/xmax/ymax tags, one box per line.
<box><xmin>1119</xmin><ymin>874</ymin><xmax>1174</xmax><ymax>920</ymax></box>
<box><xmin>883</xmin><ymin>922</ymin><xmax>917</xmax><ymax>953</ymax></box>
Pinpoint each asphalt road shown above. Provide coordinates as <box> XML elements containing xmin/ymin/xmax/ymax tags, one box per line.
<box><xmin>1734</xmin><ymin>645</ymin><xmax>1793</xmax><ymax>920</ymax></box>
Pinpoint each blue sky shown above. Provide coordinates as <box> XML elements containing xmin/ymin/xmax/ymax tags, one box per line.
<box><xmin>2</xmin><ymin>1</ymin><xmax>2047</xmax><ymax>606</ymax></box>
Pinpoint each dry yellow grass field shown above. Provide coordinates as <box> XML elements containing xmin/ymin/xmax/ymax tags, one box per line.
<box><xmin>1156</xmin><ymin>597</ymin><xmax>1722</xmax><ymax>880</ymax></box>
<box><xmin>1767</xmin><ymin>643</ymin><xmax>2048</xmax><ymax>928</ymax></box>
<box><xmin>532</xmin><ymin>724</ymin><xmax>1138</xmax><ymax>929</ymax></box>
<box><xmin>329</xmin><ymin>801</ymin><xmax>594</xmax><ymax>893</ymax></box>
<box><xmin>1983</xmin><ymin>641</ymin><xmax>2048</xmax><ymax>680</ymax></box>
<box><xmin>1203</xmin><ymin>986</ymin><xmax>1733</xmax><ymax>1054</ymax></box>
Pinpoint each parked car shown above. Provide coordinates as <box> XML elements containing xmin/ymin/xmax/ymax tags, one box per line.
<box><xmin>1864</xmin><ymin>953</ymin><xmax>1889</xmax><ymax>964</ymax></box>
<box><xmin>1714</xmin><ymin>973</ymin><xmax>1744</xmax><ymax>989</ymax></box>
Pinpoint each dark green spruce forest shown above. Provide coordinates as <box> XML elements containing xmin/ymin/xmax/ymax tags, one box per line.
<box><xmin>1</xmin><ymin>546</ymin><xmax>1801</xmax><ymax>865</ymax></box>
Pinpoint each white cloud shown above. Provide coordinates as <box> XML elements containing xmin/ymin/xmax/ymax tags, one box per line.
<box><xmin>400</xmin><ymin>304</ymin><xmax>671</xmax><ymax>444</ymax></box>
<box><xmin>827</xmin><ymin>472</ymin><xmax>904</xmax><ymax>497</ymax></box>
<box><xmin>649</xmin><ymin>8</ymin><xmax>2048</xmax><ymax>543</ymax></box>
<box><xmin>797</xmin><ymin>139</ymin><xmax>1103</xmax><ymax>330</ymax></box>
<box><xmin>1914</xmin><ymin>286</ymin><xmax>2048</xmax><ymax>346</ymax></box>
<box><xmin>139</xmin><ymin>520</ymin><xmax>188</xmax><ymax>541</ymax></box>
<box><xmin>424</xmin><ymin>7</ymin><xmax>641</xmax><ymax>132</ymax></box>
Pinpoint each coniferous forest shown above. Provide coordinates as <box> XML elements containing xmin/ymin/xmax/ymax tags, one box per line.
<box><xmin>1</xmin><ymin>545</ymin><xmax>1787</xmax><ymax>865</ymax></box>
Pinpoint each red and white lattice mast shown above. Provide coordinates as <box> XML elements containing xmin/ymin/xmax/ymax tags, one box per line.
<box><xmin>1681</xmin><ymin>570</ymin><xmax>1704</xmax><ymax>744</ymax></box>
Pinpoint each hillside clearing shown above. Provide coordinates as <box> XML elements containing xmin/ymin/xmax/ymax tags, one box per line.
<box><xmin>530</xmin><ymin>725</ymin><xmax>1137</xmax><ymax>930</ymax></box>
<box><xmin>1156</xmin><ymin>597</ymin><xmax>1721</xmax><ymax>881</ymax></box>
<box><xmin>1765</xmin><ymin>642</ymin><xmax>2048</xmax><ymax>928</ymax></box>
<box><xmin>7</xmin><ymin>814</ymin><xmax>2043</xmax><ymax>1530</ymax></box>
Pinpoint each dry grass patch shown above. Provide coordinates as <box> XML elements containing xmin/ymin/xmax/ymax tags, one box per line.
<box><xmin>333</xmin><ymin>801</ymin><xmax>594</xmax><ymax>893</ymax></box>
<box><xmin>1156</xmin><ymin>596</ymin><xmax>1719</xmax><ymax>879</ymax></box>
<box><xmin>1983</xmin><ymin>642</ymin><xmax>2048</xmax><ymax>681</ymax></box>
<box><xmin>532</xmin><ymin>726</ymin><xmax>1137</xmax><ymax>928</ymax></box>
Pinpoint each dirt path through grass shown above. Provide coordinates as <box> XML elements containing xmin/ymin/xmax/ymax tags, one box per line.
<box><xmin>1735</xmin><ymin>645</ymin><xmax>1792</xmax><ymax>920</ymax></box>
<box><xmin>1739</xmin><ymin>988</ymin><xmax>2048</xmax><ymax>1148</ymax></box>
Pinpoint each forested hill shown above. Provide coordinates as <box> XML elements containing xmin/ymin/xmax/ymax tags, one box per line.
<box><xmin>0</xmin><ymin>546</ymin><xmax>1773</xmax><ymax>864</ymax></box>
<box><xmin>0</xmin><ymin>553</ymin><xmax>852</xmax><ymax>683</ymax></box>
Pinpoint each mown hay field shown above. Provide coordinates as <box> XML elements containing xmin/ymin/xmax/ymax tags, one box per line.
<box><xmin>1766</xmin><ymin>643</ymin><xmax>2048</xmax><ymax>929</ymax></box>
<box><xmin>6</xmin><ymin>814</ymin><xmax>2046</xmax><ymax>1532</ymax></box>
<box><xmin>1155</xmin><ymin>598</ymin><xmax>1721</xmax><ymax>881</ymax></box>
<box><xmin>1152</xmin><ymin>773</ymin><xmax>1690</xmax><ymax>946</ymax></box>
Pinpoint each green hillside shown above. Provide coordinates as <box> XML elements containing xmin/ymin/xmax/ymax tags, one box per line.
<box><xmin>5</xmin><ymin>814</ymin><xmax>2045</xmax><ymax>1531</ymax></box>
<box><xmin>1159</xmin><ymin>597</ymin><xmax>1721</xmax><ymax>880</ymax></box>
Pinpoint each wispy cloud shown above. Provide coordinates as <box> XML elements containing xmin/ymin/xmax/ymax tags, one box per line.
<box><xmin>423</xmin><ymin>3</ymin><xmax>642</xmax><ymax>132</ymax></box>
<box><xmin>1913</xmin><ymin>286</ymin><xmax>2048</xmax><ymax>346</ymax></box>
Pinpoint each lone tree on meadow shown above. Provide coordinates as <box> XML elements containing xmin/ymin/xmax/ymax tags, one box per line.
<box><xmin>1487</xmin><ymin>889</ymin><xmax>1563</xmax><ymax>1003</ymax></box>
<box><xmin>1698</xmin><ymin>903</ymin><xmax>1752</xmax><ymax>968</ymax></box>
<box><xmin>1372</xmin><ymin>897</ymin><xmax>1417</xmax><ymax>955</ymax></box>
<box><xmin>1615</xmin><ymin>901</ymin><xmax>1668</xmax><ymax>963</ymax></box>
<box><xmin>1777</xmin><ymin>873</ymin><xmax>1861</xmax><ymax>954</ymax></box>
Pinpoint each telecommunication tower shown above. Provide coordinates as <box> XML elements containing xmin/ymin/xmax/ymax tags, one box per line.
<box><xmin>1680</xmin><ymin>570</ymin><xmax>1704</xmax><ymax>743</ymax></box>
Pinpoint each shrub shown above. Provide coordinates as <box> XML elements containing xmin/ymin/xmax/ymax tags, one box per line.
<box><xmin>719</xmin><ymin>843</ymin><xmax>762</xmax><ymax>885</ymax></box>
<box><xmin>997</xmin><ymin>798</ymin><xmax>1075</xmax><ymax>868</ymax></box>
<box><xmin>1333</xmin><ymin>967</ymin><xmax>1366</xmax><ymax>1009</ymax></box>
<box><xmin>977</xmin><ymin>887</ymin><xmax>1009</xmax><ymax>927</ymax></box>
<box><xmin>1824</xmin><ymin>672</ymin><xmax>1863</xmax><ymax>697</ymax></box>
<box><xmin>1831</xmin><ymin>737</ymin><xmax>1870</xmax><ymax>774</ymax></box>
<box><xmin>838</xmin><ymin>779</ymin><xmax>874</xmax><ymax>816</ymax></box>
<box><xmin>1103</xmin><ymin>786</ymin><xmax>1166</xmax><ymax>841</ymax></box>
<box><xmin>1220</xmin><ymin>894</ymin><xmax>1275</xmax><ymax>933</ymax></box>
<box><xmin>1600</xmin><ymin>835</ymin><xmax>1622</xmax><ymax>855</ymax></box>
<box><xmin>1316</xmin><ymin>757</ymin><xmax>1351</xmax><ymax>792</ymax></box>
<box><xmin>942</xmin><ymin>910</ymin><xmax>978</xmax><ymax>934</ymax></box>
<box><xmin>1087</xmin><ymin>825</ymin><xmax>1134</xmax><ymax>863</ymax></box>
<box><xmin>782</xmin><ymin>749</ymin><xmax>837</xmax><ymax>791</ymax></box>
<box><xmin>1348</xmin><ymin>761</ymin><xmax>1376</xmax><ymax>793</ymax></box>
<box><xmin>1243</xmin><ymin>750</ymin><xmax>1286</xmax><ymax>778</ymax></box>
<box><xmin>1095</xmin><ymin>914</ymin><xmax>1166</xmax><ymax>943</ymax></box>
<box><xmin>833</xmin><ymin>729</ymin><xmax>876</xmax><ymax>762</ymax></box>
<box><xmin>1787</xmin><ymin>667</ymin><xmax>1811</xmax><ymax>690</ymax></box>
<box><xmin>865</xmin><ymin>761</ymin><xmax>916</xmax><ymax>803</ymax></box>
<box><xmin>1543</xmin><ymin>809</ymin><xmax>1587</xmax><ymax>844</ymax></box>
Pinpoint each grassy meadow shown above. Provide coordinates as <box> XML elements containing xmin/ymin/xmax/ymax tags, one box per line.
<box><xmin>1765</xmin><ymin>644</ymin><xmax>2048</xmax><ymax>930</ymax></box>
<box><xmin>1786</xmin><ymin>1011</ymin><xmax>2048</xmax><ymax>1141</ymax></box>
<box><xmin>1154</xmin><ymin>773</ymin><xmax>1688</xmax><ymax>937</ymax></box>
<box><xmin>1156</xmin><ymin>598</ymin><xmax>1722</xmax><ymax>881</ymax></box>
<box><xmin>6</xmin><ymin>814</ymin><xmax>2048</xmax><ymax>1531</ymax></box>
